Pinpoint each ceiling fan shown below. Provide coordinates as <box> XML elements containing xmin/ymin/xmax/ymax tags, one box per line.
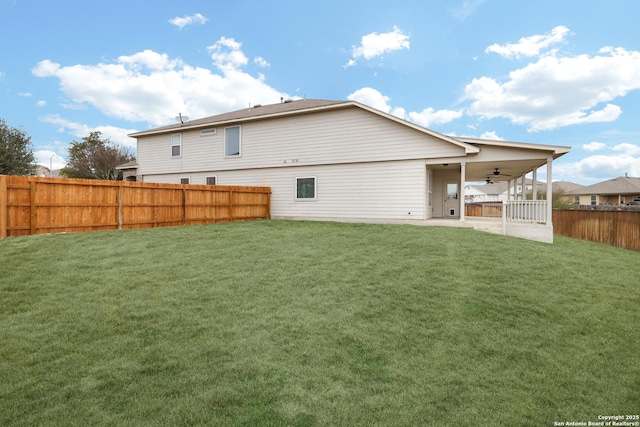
<box><xmin>485</xmin><ymin>177</ymin><xmax>494</xmax><ymax>184</ymax></box>
<box><xmin>491</xmin><ymin>168</ymin><xmax>511</xmax><ymax>178</ymax></box>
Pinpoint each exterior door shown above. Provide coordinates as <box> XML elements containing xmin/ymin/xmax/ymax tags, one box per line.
<box><xmin>443</xmin><ymin>181</ymin><xmax>459</xmax><ymax>218</ymax></box>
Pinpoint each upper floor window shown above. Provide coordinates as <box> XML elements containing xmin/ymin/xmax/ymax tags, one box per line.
<box><xmin>171</xmin><ymin>134</ymin><xmax>182</xmax><ymax>157</ymax></box>
<box><xmin>225</xmin><ymin>126</ymin><xmax>241</xmax><ymax>157</ymax></box>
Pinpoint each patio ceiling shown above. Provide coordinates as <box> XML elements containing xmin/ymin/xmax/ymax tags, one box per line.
<box><xmin>465</xmin><ymin>159</ymin><xmax>550</xmax><ymax>183</ymax></box>
<box><xmin>429</xmin><ymin>159</ymin><xmax>552</xmax><ymax>183</ymax></box>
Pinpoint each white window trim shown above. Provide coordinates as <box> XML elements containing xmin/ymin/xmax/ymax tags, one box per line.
<box><xmin>171</xmin><ymin>134</ymin><xmax>182</xmax><ymax>158</ymax></box>
<box><xmin>295</xmin><ymin>176</ymin><xmax>317</xmax><ymax>201</ymax></box>
<box><xmin>224</xmin><ymin>126</ymin><xmax>241</xmax><ymax>158</ymax></box>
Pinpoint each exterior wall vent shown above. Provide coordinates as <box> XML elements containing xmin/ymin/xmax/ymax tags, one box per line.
<box><xmin>201</xmin><ymin>129</ymin><xmax>217</xmax><ymax>136</ymax></box>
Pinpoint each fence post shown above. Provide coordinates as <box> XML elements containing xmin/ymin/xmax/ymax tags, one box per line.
<box><xmin>502</xmin><ymin>200</ymin><xmax>507</xmax><ymax>235</ymax></box>
<box><xmin>118</xmin><ymin>185</ymin><xmax>123</xmax><ymax>230</ymax></box>
<box><xmin>182</xmin><ymin>188</ymin><xmax>186</xmax><ymax>225</ymax></box>
<box><xmin>30</xmin><ymin>179</ymin><xmax>37</xmax><ymax>236</ymax></box>
<box><xmin>266</xmin><ymin>191</ymin><xmax>271</xmax><ymax>219</ymax></box>
<box><xmin>229</xmin><ymin>190</ymin><xmax>234</xmax><ymax>221</ymax></box>
<box><xmin>0</xmin><ymin>175</ymin><xmax>7</xmax><ymax>240</ymax></box>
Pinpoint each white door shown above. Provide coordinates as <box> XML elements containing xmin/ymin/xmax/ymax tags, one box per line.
<box><xmin>443</xmin><ymin>181</ymin><xmax>459</xmax><ymax>218</ymax></box>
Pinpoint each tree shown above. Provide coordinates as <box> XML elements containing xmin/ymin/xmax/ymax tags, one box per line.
<box><xmin>0</xmin><ymin>118</ymin><xmax>36</xmax><ymax>176</ymax></box>
<box><xmin>61</xmin><ymin>131</ymin><xmax>135</xmax><ymax>180</ymax></box>
<box><xmin>528</xmin><ymin>188</ymin><xmax>576</xmax><ymax>209</ymax></box>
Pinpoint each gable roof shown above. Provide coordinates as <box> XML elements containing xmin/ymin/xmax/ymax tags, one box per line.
<box><xmin>552</xmin><ymin>181</ymin><xmax>583</xmax><ymax>193</ymax></box>
<box><xmin>131</xmin><ymin>99</ymin><xmax>347</xmax><ymax>136</ymax></box>
<box><xmin>570</xmin><ymin>176</ymin><xmax>640</xmax><ymax>195</ymax></box>
<box><xmin>129</xmin><ymin>98</ymin><xmax>480</xmax><ymax>154</ymax></box>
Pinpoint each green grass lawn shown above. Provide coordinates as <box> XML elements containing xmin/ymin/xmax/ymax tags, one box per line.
<box><xmin>1</xmin><ymin>220</ymin><xmax>638</xmax><ymax>426</ymax></box>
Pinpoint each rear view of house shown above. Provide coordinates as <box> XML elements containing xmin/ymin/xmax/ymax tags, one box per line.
<box><xmin>129</xmin><ymin>99</ymin><xmax>570</xmax><ymax>241</ymax></box>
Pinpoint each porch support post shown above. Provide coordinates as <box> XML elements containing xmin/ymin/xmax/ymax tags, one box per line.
<box><xmin>546</xmin><ymin>156</ymin><xmax>553</xmax><ymax>225</ymax></box>
<box><xmin>520</xmin><ymin>175</ymin><xmax>526</xmax><ymax>200</ymax></box>
<box><xmin>460</xmin><ymin>162</ymin><xmax>466</xmax><ymax>222</ymax></box>
<box><xmin>532</xmin><ymin>168</ymin><xmax>538</xmax><ymax>200</ymax></box>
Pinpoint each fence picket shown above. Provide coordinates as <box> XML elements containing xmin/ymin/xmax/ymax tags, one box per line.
<box><xmin>553</xmin><ymin>209</ymin><xmax>640</xmax><ymax>251</ymax></box>
<box><xmin>0</xmin><ymin>176</ymin><xmax>270</xmax><ymax>239</ymax></box>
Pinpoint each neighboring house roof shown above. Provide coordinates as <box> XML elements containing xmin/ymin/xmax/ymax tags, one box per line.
<box><xmin>569</xmin><ymin>176</ymin><xmax>640</xmax><ymax>195</ymax></box>
<box><xmin>116</xmin><ymin>159</ymin><xmax>138</xmax><ymax>170</ymax></box>
<box><xmin>552</xmin><ymin>181</ymin><xmax>584</xmax><ymax>193</ymax></box>
<box><xmin>468</xmin><ymin>178</ymin><xmax>547</xmax><ymax>195</ymax></box>
<box><xmin>467</xmin><ymin>182</ymin><xmax>508</xmax><ymax>195</ymax></box>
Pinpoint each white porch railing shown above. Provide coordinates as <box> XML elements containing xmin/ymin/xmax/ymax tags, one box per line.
<box><xmin>506</xmin><ymin>200</ymin><xmax>548</xmax><ymax>224</ymax></box>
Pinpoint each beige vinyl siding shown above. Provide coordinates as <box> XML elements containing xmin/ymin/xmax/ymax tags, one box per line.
<box><xmin>143</xmin><ymin>159</ymin><xmax>426</xmax><ymax>220</ymax></box>
<box><xmin>137</xmin><ymin>107</ymin><xmax>464</xmax><ymax>176</ymax></box>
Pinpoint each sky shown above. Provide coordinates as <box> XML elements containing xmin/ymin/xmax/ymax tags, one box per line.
<box><xmin>2</xmin><ymin>0</ymin><xmax>640</xmax><ymax>185</ymax></box>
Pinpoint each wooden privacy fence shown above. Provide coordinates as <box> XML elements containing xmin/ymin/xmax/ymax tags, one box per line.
<box><xmin>0</xmin><ymin>175</ymin><xmax>270</xmax><ymax>239</ymax></box>
<box><xmin>553</xmin><ymin>209</ymin><xmax>640</xmax><ymax>251</ymax></box>
<box><xmin>465</xmin><ymin>202</ymin><xmax>502</xmax><ymax>218</ymax></box>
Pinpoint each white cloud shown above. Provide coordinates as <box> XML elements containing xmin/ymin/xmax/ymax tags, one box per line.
<box><xmin>486</xmin><ymin>26</ymin><xmax>570</xmax><ymax>59</ymax></box>
<box><xmin>253</xmin><ymin>56</ymin><xmax>270</xmax><ymax>68</ymax></box>
<box><xmin>408</xmin><ymin>108</ymin><xmax>464</xmax><ymax>128</ymax></box>
<box><xmin>19</xmin><ymin>92</ymin><xmax>32</xmax><ymax>97</ymax></box>
<box><xmin>345</xmin><ymin>26</ymin><xmax>410</xmax><ymax>68</ymax></box>
<box><xmin>348</xmin><ymin>87</ymin><xmax>462</xmax><ymax>128</ymax></box>
<box><xmin>464</xmin><ymin>45</ymin><xmax>640</xmax><ymax>131</ymax></box>
<box><xmin>32</xmin><ymin>37</ymin><xmax>288</xmax><ymax>127</ymax></box>
<box><xmin>36</xmin><ymin>100</ymin><xmax>46</xmax><ymax>107</ymax></box>
<box><xmin>556</xmin><ymin>142</ymin><xmax>640</xmax><ymax>182</ymax></box>
<box><xmin>478</xmin><ymin>131</ymin><xmax>504</xmax><ymax>140</ymax></box>
<box><xmin>207</xmin><ymin>37</ymin><xmax>248</xmax><ymax>71</ymax></box>
<box><xmin>35</xmin><ymin>149</ymin><xmax>67</xmax><ymax>169</ymax></box>
<box><xmin>450</xmin><ymin>0</ymin><xmax>486</xmax><ymax>21</ymax></box>
<box><xmin>555</xmin><ymin>152</ymin><xmax>640</xmax><ymax>182</ymax></box>
<box><xmin>32</xmin><ymin>59</ymin><xmax>60</xmax><ymax>77</ymax></box>
<box><xmin>42</xmin><ymin>115</ymin><xmax>138</xmax><ymax>149</ymax></box>
<box><xmin>583</xmin><ymin>141</ymin><xmax>607</xmax><ymax>151</ymax></box>
<box><xmin>613</xmin><ymin>142</ymin><xmax>640</xmax><ymax>156</ymax></box>
<box><xmin>169</xmin><ymin>13</ymin><xmax>208</xmax><ymax>29</ymax></box>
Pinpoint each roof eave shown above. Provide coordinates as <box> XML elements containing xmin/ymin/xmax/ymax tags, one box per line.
<box><xmin>458</xmin><ymin>136</ymin><xmax>571</xmax><ymax>158</ymax></box>
<box><xmin>129</xmin><ymin>101</ymin><xmax>352</xmax><ymax>138</ymax></box>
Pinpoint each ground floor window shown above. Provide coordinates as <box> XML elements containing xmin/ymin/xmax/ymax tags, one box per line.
<box><xmin>206</xmin><ymin>176</ymin><xmax>217</xmax><ymax>185</ymax></box>
<box><xmin>180</xmin><ymin>177</ymin><xmax>190</xmax><ymax>184</ymax></box>
<box><xmin>590</xmin><ymin>195</ymin><xmax>597</xmax><ymax>205</ymax></box>
<box><xmin>296</xmin><ymin>177</ymin><xmax>316</xmax><ymax>200</ymax></box>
